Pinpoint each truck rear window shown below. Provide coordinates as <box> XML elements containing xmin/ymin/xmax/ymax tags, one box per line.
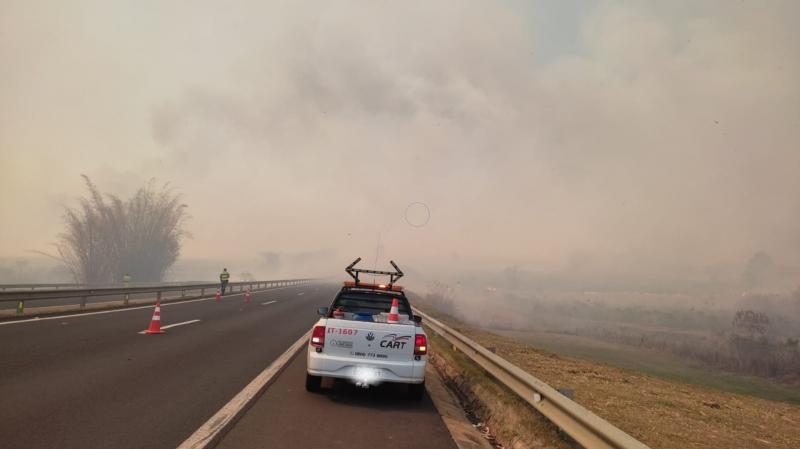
<box><xmin>333</xmin><ymin>292</ymin><xmax>411</xmax><ymax>317</ymax></box>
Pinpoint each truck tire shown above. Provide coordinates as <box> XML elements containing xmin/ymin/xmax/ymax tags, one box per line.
<box><xmin>306</xmin><ymin>373</ymin><xmax>322</xmax><ymax>392</ymax></box>
<box><xmin>407</xmin><ymin>381</ymin><xmax>425</xmax><ymax>400</ymax></box>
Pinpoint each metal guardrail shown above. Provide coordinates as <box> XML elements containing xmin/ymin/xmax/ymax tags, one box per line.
<box><xmin>415</xmin><ymin>308</ymin><xmax>651</xmax><ymax>449</ymax></box>
<box><xmin>0</xmin><ymin>283</ymin><xmax>87</xmax><ymax>291</ymax></box>
<box><xmin>0</xmin><ymin>279</ymin><xmax>312</xmax><ymax>315</ymax></box>
<box><xmin>0</xmin><ymin>281</ymin><xmax>211</xmax><ymax>291</ymax></box>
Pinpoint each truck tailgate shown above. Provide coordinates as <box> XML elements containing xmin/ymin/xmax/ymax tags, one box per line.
<box><xmin>325</xmin><ymin>319</ymin><xmax>416</xmax><ymax>363</ymax></box>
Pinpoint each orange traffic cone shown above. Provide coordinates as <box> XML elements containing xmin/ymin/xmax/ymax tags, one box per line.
<box><xmin>145</xmin><ymin>300</ymin><xmax>165</xmax><ymax>334</ymax></box>
<box><xmin>215</xmin><ymin>290</ymin><xmax>221</xmax><ymax>302</ymax></box>
<box><xmin>387</xmin><ymin>298</ymin><xmax>400</xmax><ymax>323</ymax></box>
<box><xmin>244</xmin><ymin>290</ymin><xmax>252</xmax><ymax>304</ymax></box>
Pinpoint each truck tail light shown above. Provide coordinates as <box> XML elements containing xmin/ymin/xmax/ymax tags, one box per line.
<box><xmin>414</xmin><ymin>334</ymin><xmax>427</xmax><ymax>356</ymax></box>
<box><xmin>311</xmin><ymin>325</ymin><xmax>326</xmax><ymax>348</ymax></box>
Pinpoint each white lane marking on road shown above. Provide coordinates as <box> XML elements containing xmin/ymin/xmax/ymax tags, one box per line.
<box><xmin>177</xmin><ymin>331</ymin><xmax>310</xmax><ymax>449</ymax></box>
<box><xmin>0</xmin><ymin>285</ymin><xmax>301</xmax><ymax>326</ymax></box>
<box><xmin>297</xmin><ymin>291</ymin><xmax>304</xmax><ymax>296</ymax></box>
<box><xmin>138</xmin><ymin>319</ymin><xmax>201</xmax><ymax>334</ymax></box>
<box><xmin>262</xmin><ymin>300</ymin><xmax>277</xmax><ymax>306</ymax></box>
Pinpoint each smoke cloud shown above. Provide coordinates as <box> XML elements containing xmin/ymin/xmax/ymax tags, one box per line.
<box><xmin>1</xmin><ymin>1</ymin><xmax>798</xmax><ymax>286</ymax></box>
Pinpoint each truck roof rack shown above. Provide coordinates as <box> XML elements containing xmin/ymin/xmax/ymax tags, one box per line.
<box><xmin>345</xmin><ymin>257</ymin><xmax>404</xmax><ymax>286</ymax></box>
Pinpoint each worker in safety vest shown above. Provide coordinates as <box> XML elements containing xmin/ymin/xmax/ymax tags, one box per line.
<box><xmin>123</xmin><ymin>274</ymin><xmax>132</xmax><ymax>303</ymax></box>
<box><xmin>219</xmin><ymin>268</ymin><xmax>230</xmax><ymax>295</ymax></box>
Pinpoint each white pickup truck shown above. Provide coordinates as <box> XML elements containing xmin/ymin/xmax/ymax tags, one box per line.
<box><xmin>306</xmin><ymin>281</ymin><xmax>428</xmax><ymax>399</ymax></box>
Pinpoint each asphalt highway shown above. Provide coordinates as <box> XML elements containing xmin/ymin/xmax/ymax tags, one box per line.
<box><xmin>0</xmin><ymin>283</ymin><xmax>333</xmax><ymax>449</ymax></box>
<box><xmin>217</xmin><ymin>351</ymin><xmax>460</xmax><ymax>449</ymax></box>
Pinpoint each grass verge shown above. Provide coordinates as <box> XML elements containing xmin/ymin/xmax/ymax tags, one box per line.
<box><xmin>428</xmin><ymin>331</ymin><xmax>572</xmax><ymax>449</ymax></box>
<box><xmin>495</xmin><ymin>329</ymin><xmax>800</xmax><ymax>405</ymax></box>
<box><xmin>419</xmin><ymin>301</ymin><xmax>800</xmax><ymax>449</ymax></box>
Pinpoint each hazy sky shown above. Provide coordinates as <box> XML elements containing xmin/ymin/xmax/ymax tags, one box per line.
<box><xmin>1</xmin><ymin>1</ymin><xmax>798</xmax><ymax>280</ymax></box>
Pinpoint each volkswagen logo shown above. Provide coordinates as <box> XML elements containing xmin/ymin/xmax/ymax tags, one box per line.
<box><xmin>366</xmin><ymin>332</ymin><xmax>375</xmax><ymax>341</ymax></box>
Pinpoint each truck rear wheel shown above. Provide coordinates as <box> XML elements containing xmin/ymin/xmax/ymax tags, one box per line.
<box><xmin>407</xmin><ymin>381</ymin><xmax>425</xmax><ymax>400</ymax></box>
<box><xmin>306</xmin><ymin>373</ymin><xmax>322</xmax><ymax>392</ymax></box>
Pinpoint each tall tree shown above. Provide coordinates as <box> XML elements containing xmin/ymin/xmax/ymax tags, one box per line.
<box><xmin>56</xmin><ymin>176</ymin><xmax>188</xmax><ymax>284</ymax></box>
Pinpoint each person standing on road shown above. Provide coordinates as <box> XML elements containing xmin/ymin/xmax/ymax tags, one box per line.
<box><xmin>123</xmin><ymin>273</ymin><xmax>132</xmax><ymax>303</ymax></box>
<box><xmin>219</xmin><ymin>268</ymin><xmax>230</xmax><ymax>295</ymax></box>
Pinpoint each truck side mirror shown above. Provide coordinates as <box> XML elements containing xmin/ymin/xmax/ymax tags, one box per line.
<box><xmin>413</xmin><ymin>315</ymin><xmax>422</xmax><ymax>324</ymax></box>
<box><xmin>317</xmin><ymin>307</ymin><xmax>328</xmax><ymax>316</ymax></box>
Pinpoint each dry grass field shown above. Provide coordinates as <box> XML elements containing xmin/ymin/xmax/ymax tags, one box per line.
<box><xmin>419</xmin><ymin>301</ymin><xmax>800</xmax><ymax>449</ymax></box>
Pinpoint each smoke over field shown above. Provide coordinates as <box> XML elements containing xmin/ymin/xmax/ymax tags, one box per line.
<box><xmin>421</xmin><ymin>275</ymin><xmax>800</xmax><ymax>388</ymax></box>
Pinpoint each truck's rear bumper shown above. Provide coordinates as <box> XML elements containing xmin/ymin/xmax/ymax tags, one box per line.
<box><xmin>307</xmin><ymin>348</ymin><xmax>426</xmax><ymax>384</ymax></box>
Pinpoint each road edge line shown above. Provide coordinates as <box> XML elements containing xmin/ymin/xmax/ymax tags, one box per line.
<box><xmin>176</xmin><ymin>330</ymin><xmax>310</xmax><ymax>449</ymax></box>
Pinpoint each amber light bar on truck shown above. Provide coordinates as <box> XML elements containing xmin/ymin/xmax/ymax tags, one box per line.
<box><xmin>342</xmin><ymin>281</ymin><xmax>404</xmax><ymax>292</ymax></box>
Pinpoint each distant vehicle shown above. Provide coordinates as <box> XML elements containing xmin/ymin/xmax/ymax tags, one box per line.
<box><xmin>306</xmin><ymin>258</ymin><xmax>427</xmax><ymax>400</ymax></box>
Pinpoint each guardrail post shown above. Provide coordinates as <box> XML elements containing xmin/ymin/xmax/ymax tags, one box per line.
<box><xmin>157</xmin><ymin>291</ymin><xmax>162</xmax><ymax>303</ymax></box>
<box><xmin>181</xmin><ymin>289</ymin><xmax>186</xmax><ymax>298</ymax></box>
<box><xmin>80</xmin><ymin>296</ymin><xmax>87</xmax><ymax>309</ymax></box>
<box><xmin>124</xmin><ymin>291</ymin><xmax>129</xmax><ymax>306</ymax></box>
<box><xmin>16</xmin><ymin>300</ymin><xmax>24</xmax><ymax>315</ymax></box>
<box><xmin>201</xmin><ymin>288</ymin><xmax>205</xmax><ymax>296</ymax></box>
